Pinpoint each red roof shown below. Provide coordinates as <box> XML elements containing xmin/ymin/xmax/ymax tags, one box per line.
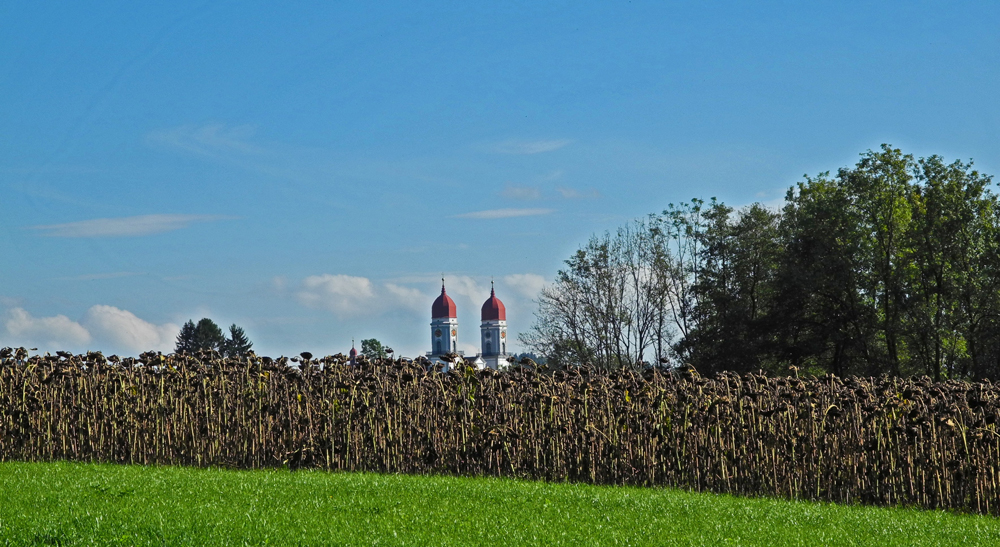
<box><xmin>481</xmin><ymin>286</ymin><xmax>506</xmax><ymax>321</ymax></box>
<box><xmin>432</xmin><ymin>283</ymin><xmax>457</xmax><ymax>318</ymax></box>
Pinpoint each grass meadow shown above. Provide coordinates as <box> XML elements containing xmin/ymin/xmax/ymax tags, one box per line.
<box><xmin>0</xmin><ymin>462</ymin><xmax>998</xmax><ymax>546</ymax></box>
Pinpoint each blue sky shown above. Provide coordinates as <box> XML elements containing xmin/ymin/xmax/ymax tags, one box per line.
<box><xmin>2</xmin><ymin>1</ymin><xmax>998</xmax><ymax>358</ymax></box>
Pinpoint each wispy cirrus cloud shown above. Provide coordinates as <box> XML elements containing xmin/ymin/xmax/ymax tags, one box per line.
<box><xmin>146</xmin><ymin>123</ymin><xmax>264</xmax><ymax>157</ymax></box>
<box><xmin>30</xmin><ymin>214</ymin><xmax>235</xmax><ymax>238</ymax></box>
<box><xmin>454</xmin><ymin>208</ymin><xmax>554</xmax><ymax>220</ymax></box>
<box><xmin>500</xmin><ymin>185</ymin><xmax>542</xmax><ymax>200</ymax></box>
<box><xmin>556</xmin><ymin>186</ymin><xmax>600</xmax><ymax>199</ymax></box>
<box><xmin>56</xmin><ymin>272</ymin><xmax>144</xmax><ymax>281</ymax></box>
<box><xmin>492</xmin><ymin>139</ymin><xmax>572</xmax><ymax>155</ymax></box>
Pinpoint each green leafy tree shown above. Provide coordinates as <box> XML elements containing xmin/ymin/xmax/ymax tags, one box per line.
<box><xmin>526</xmin><ymin>144</ymin><xmax>1000</xmax><ymax>380</ymax></box>
<box><xmin>678</xmin><ymin>202</ymin><xmax>783</xmax><ymax>374</ymax></box>
<box><xmin>906</xmin><ymin>155</ymin><xmax>997</xmax><ymax>380</ymax></box>
<box><xmin>361</xmin><ymin>338</ymin><xmax>387</xmax><ymax>359</ymax></box>
<box><xmin>841</xmin><ymin>145</ymin><xmax>917</xmax><ymax>376</ymax></box>
<box><xmin>771</xmin><ymin>173</ymin><xmax>874</xmax><ymax>377</ymax></box>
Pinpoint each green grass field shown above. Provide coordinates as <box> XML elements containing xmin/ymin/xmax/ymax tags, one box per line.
<box><xmin>0</xmin><ymin>462</ymin><xmax>997</xmax><ymax>546</ymax></box>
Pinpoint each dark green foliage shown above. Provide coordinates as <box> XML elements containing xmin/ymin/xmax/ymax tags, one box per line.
<box><xmin>3</xmin><ymin>350</ymin><xmax>1000</xmax><ymax>515</ymax></box>
<box><xmin>360</xmin><ymin>338</ymin><xmax>387</xmax><ymax>359</ymax></box>
<box><xmin>767</xmin><ymin>146</ymin><xmax>1000</xmax><ymax>380</ymax></box>
<box><xmin>222</xmin><ymin>324</ymin><xmax>253</xmax><ymax>358</ymax></box>
<box><xmin>526</xmin><ymin>145</ymin><xmax>1000</xmax><ymax>380</ymax></box>
<box><xmin>680</xmin><ymin>202</ymin><xmax>783</xmax><ymax>375</ymax></box>
<box><xmin>174</xmin><ymin>320</ymin><xmax>196</xmax><ymax>354</ymax></box>
<box><xmin>192</xmin><ymin>318</ymin><xmax>225</xmax><ymax>352</ymax></box>
<box><xmin>177</xmin><ymin>319</ymin><xmax>253</xmax><ymax>357</ymax></box>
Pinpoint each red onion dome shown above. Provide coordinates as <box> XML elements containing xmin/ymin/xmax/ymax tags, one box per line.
<box><xmin>432</xmin><ymin>283</ymin><xmax>457</xmax><ymax>318</ymax></box>
<box><xmin>349</xmin><ymin>346</ymin><xmax>357</xmax><ymax>357</ymax></box>
<box><xmin>481</xmin><ymin>286</ymin><xmax>506</xmax><ymax>321</ymax></box>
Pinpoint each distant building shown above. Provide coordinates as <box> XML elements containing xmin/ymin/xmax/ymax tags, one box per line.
<box><xmin>426</xmin><ymin>280</ymin><xmax>510</xmax><ymax>370</ymax></box>
<box><xmin>479</xmin><ymin>283</ymin><xmax>510</xmax><ymax>370</ymax></box>
<box><xmin>428</xmin><ymin>281</ymin><xmax>460</xmax><ymax>358</ymax></box>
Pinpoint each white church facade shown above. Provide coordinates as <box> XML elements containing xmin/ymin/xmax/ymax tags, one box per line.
<box><xmin>426</xmin><ymin>281</ymin><xmax>511</xmax><ymax>370</ymax></box>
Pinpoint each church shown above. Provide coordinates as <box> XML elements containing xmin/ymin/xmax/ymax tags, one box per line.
<box><xmin>426</xmin><ymin>280</ymin><xmax>510</xmax><ymax>370</ymax></box>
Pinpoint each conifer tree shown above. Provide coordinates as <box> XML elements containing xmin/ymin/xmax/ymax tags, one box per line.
<box><xmin>174</xmin><ymin>320</ymin><xmax>197</xmax><ymax>354</ymax></box>
<box><xmin>192</xmin><ymin>318</ymin><xmax>225</xmax><ymax>352</ymax></box>
<box><xmin>223</xmin><ymin>324</ymin><xmax>253</xmax><ymax>357</ymax></box>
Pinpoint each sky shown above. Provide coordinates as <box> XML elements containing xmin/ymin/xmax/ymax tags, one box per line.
<box><xmin>2</xmin><ymin>1</ymin><xmax>999</xmax><ymax>358</ymax></box>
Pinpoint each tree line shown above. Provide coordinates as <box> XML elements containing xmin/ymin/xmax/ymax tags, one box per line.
<box><xmin>522</xmin><ymin>145</ymin><xmax>1000</xmax><ymax>381</ymax></box>
<box><xmin>174</xmin><ymin>325</ymin><xmax>393</xmax><ymax>362</ymax></box>
<box><xmin>175</xmin><ymin>318</ymin><xmax>253</xmax><ymax>357</ymax></box>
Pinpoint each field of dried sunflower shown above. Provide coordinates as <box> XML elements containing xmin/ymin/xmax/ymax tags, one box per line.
<box><xmin>1</xmin><ymin>347</ymin><xmax>999</xmax><ymax>515</ymax></box>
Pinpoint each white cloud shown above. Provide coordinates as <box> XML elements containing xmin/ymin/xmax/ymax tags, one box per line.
<box><xmin>272</xmin><ymin>276</ymin><xmax>288</xmax><ymax>292</ymax></box>
<box><xmin>3</xmin><ymin>308</ymin><xmax>91</xmax><ymax>349</ymax></box>
<box><xmin>493</xmin><ymin>139</ymin><xmax>572</xmax><ymax>155</ymax></box>
<box><xmin>82</xmin><ymin>305</ymin><xmax>178</xmax><ymax>353</ymax></box>
<box><xmin>556</xmin><ymin>186</ymin><xmax>600</xmax><ymax>199</ymax></box>
<box><xmin>291</xmin><ymin>274</ymin><xmax>432</xmax><ymax>318</ymax></box>
<box><xmin>384</xmin><ymin>283</ymin><xmax>427</xmax><ymax>313</ymax></box>
<box><xmin>296</xmin><ymin>274</ymin><xmax>376</xmax><ymax>317</ymax></box>
<box><xmin>30</xmin><ymin>214</ymin><xmax>235</xmax><ymax>238</ymax></box>
<box><xmin>503</xmin><ymin>274</ymin><xmax>548</xmax><ymax>300</ymax></box>
<box><xmin>445</xmin><ymin>276</ymin><xmax>491</xmax><ymax>311</ymax></box>
<box><xmin>500</xmin><ymin>185</ymin><xmax>542</xmax><ymax>200</ymax></box>
<box><xmin>454</xmin><ymin>208</ymin><xmax>554</xmax><ymax>220</ymax></box>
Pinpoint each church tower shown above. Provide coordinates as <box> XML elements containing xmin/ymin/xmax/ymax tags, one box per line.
<box><xmin>430</xmin><ymin>280</ymin><xmax>458</xmax><ymax>356</ymax></box>
<box><xmin>480</xmin><ymin>282</ymin><xmax>509</xmax><ymax>369</ymax></box>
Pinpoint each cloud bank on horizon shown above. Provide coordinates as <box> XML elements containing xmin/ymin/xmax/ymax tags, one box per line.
<box><xmin>0</xmin><ymin>272</ymin><xmax>549</xmax><ymax>358</ymax></box>
<box><xmin>3</xmin><ymin>306</ymin><xmax>178</xmax><ymax>355</ymax></box>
